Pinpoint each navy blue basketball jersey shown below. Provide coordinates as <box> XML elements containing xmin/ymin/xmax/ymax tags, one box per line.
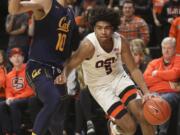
<box><xmin>29</xmin><ymin>0</ymin><xmax>79</xmax><ymax>65</ymax></box>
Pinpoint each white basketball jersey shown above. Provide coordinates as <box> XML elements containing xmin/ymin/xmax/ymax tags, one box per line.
<box><xmin>82</xmin><ymin>32</ymin><xmax>126</xmax><ymax>87</ymax></box>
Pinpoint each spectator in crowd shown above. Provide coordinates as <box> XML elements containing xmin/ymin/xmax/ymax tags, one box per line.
<box><xmin>169</xmin><ymin>17</ymin><xmax>180</xmax><ymax>54</ymax></box>
<box><xmin>144</xmin><ymin>37</ymin><xmax>180</xmax><ymax>135</ymax></box>
<box><xmin>82</xmin><ymin>0</ymin><xmax>97</xmax><ymax>10</ymax></box>
<box><xmin>152</xmin><ymin>0</ymin><xmax>168</xmax><ymax>45</ymax></box>
<box><xmin>133</xmin><ymin>0</ymin><xmax>156</xmax><ymax>47</ymax></box>
<box><xmin>130</xmin><ymin>39</ymin><xmax>151</xmax><ymax>72</ymax></box>
<box><xmin>0</xmin><ymin>47</ymin><xmax>34</xmax><ymax>135</ymax></box>
<box><xmin>5</xmin><ymin>12</ymin><xmax>30</xmax><ymax>62</ymax></box>
<box><xmin>55</xmin><ymin>6</ymin><xmax>155</xmax><ymax>135</ymax></box>
<box><xmin>160</xmin><ymin>0</ymin><xmax>180</xmax><ymax>38</ymax></box>
<box><xmin>0</xmin><ymin>50</ymin><xmax>7</xmax><ymax>135</ymax></box>
<box><xmin>134</xmin><ymin>0</ymin><xmax>153</xmax><ymax>25</ymax></box>
<box><xmin>0</xmin><ymin>50</ymin><xmax>7</xmax><ymax>102</ymax></box>
<box><xmin>0</xmin><ymin>0</ymin><xmax>8</xmax><ymax>50</ymax></box>
<box><xmin>119</xmin><ymin>0</ymin><xmax>150</xmax><ymax>46</ymax></box>
<box><xmin>105</xmin><ymin>0</ymin><xmax>120</xmax><ymax>10</ymax></box>
<box><xmin>75</xmin><ymin>12</ymin><xmax>91</xmax><ymax>40</ymax></box>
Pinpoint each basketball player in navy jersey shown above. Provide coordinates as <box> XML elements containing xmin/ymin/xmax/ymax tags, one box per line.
<box><xmin>9</xmin><ymin>0</ymin><xmax>79</xmax><ymax>135</ymax></box>
<box><xmin>55</xmin><ymin>7</ymin><xmax>155</xmax><ymax>135</ymax></box>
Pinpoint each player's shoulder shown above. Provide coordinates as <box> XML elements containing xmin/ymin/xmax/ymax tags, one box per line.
<box><xmin>78</xmin><ymin>36</ymin><xmax>95</xmax><ymax>56</ymax></box>
<box><xmin>85</xmin><ymin>32</ymin><xmax>96</xmax><ymax>40</ymax></box>
<box><xmin>81</xmin><ymin>37</ymin><xmax>94</xmax><ymax>49</ymax></box>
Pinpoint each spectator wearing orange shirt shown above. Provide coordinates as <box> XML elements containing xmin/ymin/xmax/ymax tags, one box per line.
<box><xmin>0</xmin><ymin>47</ymin><xmax>34</xmax><ymax>135</ymax></box>
<box><xmin>119</xmin><ymin>0</ymin><xmax>150</xmax><ymax>46</ymax></box>
<box><xmin>169</xmin><ymin>17</ymin><xmax>180</xmax><ymax>54</ymax></box>
<box><xmin>144</xmin><ymin>37</ymin><xmax>180</xmax><ymax>135</ymax></box>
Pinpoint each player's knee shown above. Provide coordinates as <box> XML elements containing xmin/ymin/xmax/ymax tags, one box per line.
<box><xmin>116</xmin><ymin>117</ymin><xmax>137</xmax><ymax>134</ymax></box>
<box><xmin>123</xmin><ymin>121</ymin><xmax>136</xmax><ymax>134</ymax></box>
<box><xmin>134</xmin><ymin>109</ymin><xmax>146</xmax><ymax>123</ymax></box>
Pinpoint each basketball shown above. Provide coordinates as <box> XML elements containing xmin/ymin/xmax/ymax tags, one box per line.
<box><xmin>143</xmin><ymin>97</ymin><xmax>171</xmax><ymax>125</ymax></box>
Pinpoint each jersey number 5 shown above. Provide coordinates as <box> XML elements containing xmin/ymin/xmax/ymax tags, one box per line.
<box><xmin>96</xmin><ymin>57</ymin><xmax>116</xmax><ymax>75</ymax></box>
<box><xmin>56</xmin><ymin>33</ymin><xmax>67</xmax><ymax>51</ymax></box>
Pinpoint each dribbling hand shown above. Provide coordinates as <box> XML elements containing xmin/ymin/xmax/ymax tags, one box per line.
<box><xmin>142</xmin><ymin>93</ymin><xmax>157</xmax><ymax>104</ymax></box>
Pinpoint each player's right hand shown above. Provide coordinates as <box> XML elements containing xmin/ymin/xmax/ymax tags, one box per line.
<box><xmin>54</xmin><ymin>73</ymin><xmax>67</xmax><ymax>84</ymax></box>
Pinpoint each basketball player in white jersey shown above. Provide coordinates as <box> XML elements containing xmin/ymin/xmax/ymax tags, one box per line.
<box><xmin>55</xmin><ymin>7</ymin><xmax>155</xmax><ymax>135</ymax></box>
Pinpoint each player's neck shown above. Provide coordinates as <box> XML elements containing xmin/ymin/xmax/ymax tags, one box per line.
<box><xmin>57</xmin><ymin>0</ymin><xmax>68</xmax><ymax>7</ymax></box>
<box><xmin>99</xmin><ymin>39</ymin><xmax>114</xmax><ymax>53</ymax></box>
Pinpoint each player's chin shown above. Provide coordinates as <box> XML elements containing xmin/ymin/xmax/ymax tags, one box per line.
<box><xmin>99</xmin><ymin>37</ymin><xmax>109</xmax><ymax>42</ymax></box>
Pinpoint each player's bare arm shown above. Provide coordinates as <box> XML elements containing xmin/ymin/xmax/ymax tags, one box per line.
<box><xmin>54</xmin><ymin>39</ymin><xmax>95</xmax><ymax>84</ymax></box>
<box><xmin>8</xmin><ymin>0</ymin><xmax>51</xmax><ymax>17</ymax></box>
<box><xmin>121</xmin><ymin>36</ymin><xmax>149</xmax><ymax>95</ymax></box>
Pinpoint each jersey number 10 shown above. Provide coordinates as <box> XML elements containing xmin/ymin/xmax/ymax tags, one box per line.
<box><xmin>56</xmin><ymin>33</ymin><xmax>67</xmax><ymax>51</ymax></box>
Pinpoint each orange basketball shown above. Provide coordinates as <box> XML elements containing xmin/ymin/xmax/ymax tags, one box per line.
<box><xmin>143</xmin><ymin>97</ymin><xmax>171</xmax><ymax>125</ymax></box>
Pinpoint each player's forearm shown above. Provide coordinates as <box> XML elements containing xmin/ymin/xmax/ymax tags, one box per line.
<box><xmin>64</xmin><ymin>60</ymin><xmax>79</xmax><ymax>79</ymax></box>
<box><xmin>64</xmin><ymin>56</ymin><xmax>84</xmax><ymax>80</ymax></box>
<box><xmin>131</xmin><ymin>68</ymin><xmax>149</xmax><ymax>94</ymax></box>
<box><xmin>64</xmin><ymin>64</ymin><xmax>74</xmax><ymax>80</ymax></box>
<box><xmin>8</xmin><ymin>0</ymin><xmax>22</xmax><ymax>15</ymax></box>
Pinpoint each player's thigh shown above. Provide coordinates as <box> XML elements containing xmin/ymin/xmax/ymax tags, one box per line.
<box><xmin>127</xmin><ymin>98</ymin><xmax>145</xmax><ymax>122</ymax></box>
<box><xmin>89</xmin><ymin>85</ymin><xmax>125</xmax><ymax>118</ymax></box>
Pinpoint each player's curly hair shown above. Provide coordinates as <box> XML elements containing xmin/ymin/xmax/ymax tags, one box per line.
<box><xmin>88</xmin><ymin>6</ymin><xmax>120</xmax><ymax>31</ymax></box>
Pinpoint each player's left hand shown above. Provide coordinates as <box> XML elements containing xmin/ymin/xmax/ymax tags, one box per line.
<box><xmin>54</xmin><ymin>73</ymin><xmax>67</xmax><ymax>84</ymax></box>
